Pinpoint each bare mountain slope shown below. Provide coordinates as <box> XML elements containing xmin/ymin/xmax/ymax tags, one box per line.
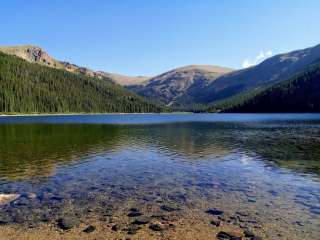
<box><xmin>129</xmin><ymin>65</ymin><xmax>234</xmax><ymax>106</ymax></box>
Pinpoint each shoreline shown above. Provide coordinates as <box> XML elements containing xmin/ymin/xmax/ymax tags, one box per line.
<box><xmin>0</xmin><ymin>112</ymin><xmax>194</xmax><ymax>117</ymax></box>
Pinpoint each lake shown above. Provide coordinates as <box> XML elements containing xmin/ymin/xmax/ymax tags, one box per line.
<box><xmin>0</xmin><ymin>114</ymin><xmax>319</xmax><ymax>239</ymax></box>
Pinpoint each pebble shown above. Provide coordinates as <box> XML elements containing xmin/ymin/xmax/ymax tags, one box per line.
<box><xmin>57</xmin><ymin>216</ymin><xmax>80</xmax><ymax>230</ymax></box>
<box><xmin>206</xmin><ymin>209</ymin><xmax>224</xmax><ymax>216</ymax></box>
<box><xmin>244</xmin><ymin>229</ymin><xmax>255</xmax><ymax>237</ymax></box>
<box><xmin>83</xmin><ymin>225</ymin><xmax>96</xmax><ymax>233</ymax></box>
<box><xmin>128</xmin><ymin>211</ymin><xmax>142</xmax><ymax>217</ymax></box>
<box><xmin>216</xmin><ymin>231</ymin><xmax>243</xmax><ymax>240</ymax></box>
<box><xmin>210</xmin><ymin>220</ymin><xmax>221</xmax><ymax>227</ymax></box>
<box><xmin>112</xmin><ymin>223</ymin><xmax>124</xmax><ymax>231</ymax></box>
<box><xmin>127</xmin><ymin>224</ymin><xmax>141</xmax><ymax>234</ymax></box>
<box><xmin>0</xmin><ymin>194</ymin><xmax>20</xmax><ymax>205</ymax></box>
<box><xmin>160</xmin><ymin>205</ymin><xmax>180</xmax><ymax>212</ymax></box>
<box><xmin>149</xmin><ymin>222</ymin><xmax>169</xmax><ymax>231</ymax></box>
<box><xmin>132</xmin><ymin>216</ymin><xmax>151</xmax><ymax>225</ymax></box>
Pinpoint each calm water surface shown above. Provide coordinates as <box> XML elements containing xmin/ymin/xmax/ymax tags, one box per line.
<box><xmin>0</xmin><ymin>114</ymin><xmax>319</xmax><ymax>239</ymax></box>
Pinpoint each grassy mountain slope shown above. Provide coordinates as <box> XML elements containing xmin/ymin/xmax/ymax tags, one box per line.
<box><xmin>130</xmin><ymin>44</ymin><xmax>320</xmax><ymax>108</ymax></box>
<box><xmin>0</xmin><ymin>52</ymin><xmax>166</xmax><ymax>113</ymax></box>
<box><xmin>129</xmin><ymin>65</ymin><xmax>233</xmax><ymax>107</ymax></box>
<box><xmin>200</xmin><ymin>44</ymin><xmax>320</xmax><ymax>104</ymax></box>
<box><xmin>208</xmin><ymin>61</ymin><xmax>320</xmax><ymax>113</ymax></box>
<box><xmin>97</xmin><ymin>71</ymin><xmax>149</xmax><ymax>86</ymax></box>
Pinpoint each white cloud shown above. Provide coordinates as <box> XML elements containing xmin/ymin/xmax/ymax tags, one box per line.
<box><xmin>242</xmin><ymin>50</ymin><xmax>273</xmax><ymax>68</ymax></box>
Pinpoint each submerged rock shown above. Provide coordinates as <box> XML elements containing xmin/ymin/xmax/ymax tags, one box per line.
<box><xmin>0</xmin><ymin>194</ymin><xmax>21</xmax><ymax>205</ymax></box>
<box><xmin>149</xmin><ymin>221</ymin><xmax>169</xmax><ymax>231</ymax></box>
<box><xmin>160</xmin><ymin>205</ymin><xmax>180</xmax><ymax>212</ymax></box>
<box><xmin>132</xmin><ymin>216</ymin><xmax>151</xmax><ymax>225</ymax></box>
<box><xmin>128</xmin><ymin>208</ymin><xmax>142</xmax><ymax>217</ymax></box>
<box><xmin>127</xmin><ymin>224</ymin><xmax>141</xmax><ymax>235</ymax></box>
<box><xmin>83</xmin><ymin>225</ymin><xmax>96</xmax><ymax>233</ymax></box>
<box><xmin>206</xmin><ymin>208</ymin><xmax>224</xmax><ymax>216</ymax></box>
<box><xmin>57</xmin><ymin>216</ymin><xmax>80</xmax><ymax>230</ymax></box>
<box><xmin>128</xmin><ymin>211</ymin><xmax>142</xmax><ymax>217</ymax></box>
<box><xmin>112</xmin><ymin>223</ymin><xmax>124</xmax><ymax>231</ymax></box>
<box><xmin>216</xmin><ymin>231</ymin><xmax>243</xmax><ymax>240</ymax></box>
<box><xmin>244</xmin><ymin>229</ymin><xmax>255</xmax><ymax>238</ymax></box>
<box><xmin>210</xmin><ymin>219</ymin><xmax>221</xmax><ymax>227</ymax></box>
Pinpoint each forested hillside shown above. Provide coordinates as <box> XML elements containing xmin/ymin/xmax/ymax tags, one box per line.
<box><xmin>214</xmin><ymin>62</ymin><xmax>320</xmax><ymax>113</ymax></box>
<box><xmin>0</xmin><ymin>52</ymin><xmax>166</xmax><ymax>113</ymax></box>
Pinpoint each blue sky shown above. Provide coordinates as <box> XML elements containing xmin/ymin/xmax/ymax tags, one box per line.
<box><xmin>1</xmin><ymin>0</ymin><xmax>319</xmax><ymax>76</ymax></box>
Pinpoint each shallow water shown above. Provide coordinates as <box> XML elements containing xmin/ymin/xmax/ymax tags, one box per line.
<box><xmin>0</xmin><ymin>114</ymin><xmax>319</xmax><ymax>239</ymax></box>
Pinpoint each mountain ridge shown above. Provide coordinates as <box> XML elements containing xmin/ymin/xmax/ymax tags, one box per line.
<box><xmin>218</xmin><ymin>60</ymin><xmax>320</xmax><ymax>113</ymax></box>
<box><xmin>0</xmin><ymin>51</ymin><xmax>166</xmax><ymax>113</ymax></box>
<box><xmin>0</xmin><ymin>45</ymin><xmax>148</xmax><ymax>86</ymax></box>
<box><xmin>129</xmin><ymin>64</ymin><xmax>234</xmax><ymax>107</ymax></box>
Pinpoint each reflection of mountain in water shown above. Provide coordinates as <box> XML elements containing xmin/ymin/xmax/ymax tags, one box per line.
<box><xmin>133</xmin><ymin>123</ymin><xmax>234</xmax><ymax>160</ymax></box>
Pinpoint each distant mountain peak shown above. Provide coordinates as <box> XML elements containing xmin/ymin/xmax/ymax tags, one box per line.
<box><xmin>0</xmin><ymin>45</ymin><xmax>63</xmax><ymax>68</ymax></box>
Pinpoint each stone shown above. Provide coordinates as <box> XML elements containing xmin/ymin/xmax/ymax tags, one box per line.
<box><xmin>128</xmin><ymin>211</ymin><xmax>142</xmax><ymax>217</ymax></box>
<box><xmin>251</xmin><ymin>237</ymin><xmax>263</xmax><ymax>240</ymax></box>
<box><xmin>210</xmin><ymin>220</ymin><xmax>221</xmax><ymax>227</ymax></box>
<box><xmin>160</xmin><ymin>205</ymin><xmax>180</xmax><ymax>212</ymax></box>
<box><xmin>127</xmin><ymin>224</ymin><xmax>141</xmax><ymax>235</ymax></box>
<box><xmin>149</xmin><ymin>222</ymin><xmax>169</xmax><ymax>231</ymax></box>
<box><xmin>27</xmin><ymin>193</ymin><xmax>37</xmax><ymax>199</ymax></box>
<box><xmin>57</xmin><ymin>216</ymin><xmax>80</xmax><ymax>230</ymax></box>
<box><xmin>0</xmin><ymin>194</ymin><xmax>20</xmax><ymax>205</ymax></box>
<box><xmin>132</xmin><ymin>216</ymin><xmax>151</xmax><ymax>225</ymax></box>
<box><xmin>83</xmin><ymin>225</ymin><xmax>96</xmax><ymax>233</ymax></box>
<box><xmin>129</xmin><ymin>208</ymin><xmax>139</xmax><ymax>212</ymax></box>
<box><xmin>112</xmin><ymin>223</ymin><xmax>124</xmax><ymax>231</ymax></box>
<box><xmin>206</xmin><ymin>209</ymin><xmax>224</xmax><ymax>216</ymax></box>
<box><xmin>244</xmin><ymin>229</ymin><xmax>255</xmax><ymax>237</ymax></box>
<box><xmin>216</xmin><ymin>231</ymin><xmax>243</xmax><ymax>240</ymax></box>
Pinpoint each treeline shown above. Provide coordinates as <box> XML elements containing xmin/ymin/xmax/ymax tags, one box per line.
<box><xmin>210</xmin><ymin>62</ymin><xmax>320</xmax><ymax>113</ymax></box>
<box><xmin>0</xmin><ymin>52</ymin><xmax>167</xmax><ymax>113</ymax></box>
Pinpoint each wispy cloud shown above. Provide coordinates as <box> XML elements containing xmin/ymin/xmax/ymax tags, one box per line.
<box><xmin>242</xmin><ymin>50</ymin><xmax>273</xmax><ymax>68</ymax></box>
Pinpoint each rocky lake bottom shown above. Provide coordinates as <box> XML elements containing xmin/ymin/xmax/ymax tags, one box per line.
<box><xmin>0</xmin><ymin>114</ymin><xmax>319</xmax><ymax>239</ymax></box>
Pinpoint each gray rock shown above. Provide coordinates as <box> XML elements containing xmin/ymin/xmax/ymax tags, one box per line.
<box><xmin>112</xmin><ymin>223</ymin><xmax>124</xmax><ymax>231</ymax></box>
<box><xmin>210</xmin><ymin>220</ymin><xmax>221</xmax><ymax>227</ymax></box>
<box><xmin>83</xmin><ymin>225</ymin><xmax>95</xmax><ymax>233</ymax></box>
<box><xmin>244</xmin><ymin>229</ymin><xmax>255</xmax><ymax>237</ymax></box>
<box><xmin>160</xmin><ymin>205</ymin><xmax>180</xmax><ymax>212</ymax></box>
<box><xmin>206</xmin><ymin>209</ymin><xmax>224</xmax><ymax>216</ymax></box>
<box><xmin>127</xmin><ymin>224</ymin><xmax>141</xmax><ymax>234</ymax></box>
<box><xmin>216</xmin><ymin>231</ymin><xmax>242</xmax><ymax>240</ymax></box>
<box><xmin>149</xmin><ymin>222</ymin><xmax>169</xmax><ymax>231</ymax></box>
<box><xmin>132</xmin><ymin>216</ymin><xmax>151</xmax><ymax>225</ymax></box>
<box><xmin>57</xmin><ymin>216</ymin><xmax>80</xmax><ymax>230</ymax></box>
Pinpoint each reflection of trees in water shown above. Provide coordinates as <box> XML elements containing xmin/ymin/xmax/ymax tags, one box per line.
<box><xmin>0</xmin><ymin>121</ymin><xmax>319</xmax><ymax>181</ymax></box>
<box><xmin>236</xmin><ymin>125</ymin><xmax>320</xmax><ymax>177</ymax></box>
<box><xmin>0</xmin><ymin>124</ymin><xmax>124</xmax><ymax>180</ymax></box>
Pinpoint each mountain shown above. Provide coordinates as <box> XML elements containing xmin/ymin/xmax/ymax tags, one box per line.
<box><xmin>0</xmin><ymin>45</ymin><xmax>146</xmax><ymax>86</ymax></box>
<box><xmin>130</xmin><ymin>44</ymin><xmax>320</xmax><ymax>108</ymax></box>
<box><xmin>218</xmin><ymin>61</ymin><xmax>320</xmax><ymax>113</ymax></box>
<box><xmin>97</xmin><ymin>71</ymin><xmax>149</xmax><ymax>86</ymax></box>
<box><xmin>129</xmin><ymin>65</ymin><xmax>234</xmax><ymax>107</ymax></box>
<box><xmin>199</xmin><ymin>43</ymin><xmax>320</xmax><ymax>104</ymax></box>
<box><xmin>0</xmin><ymin>51</ymin><xmax>166</xmax><ymax>113</ymax></box>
